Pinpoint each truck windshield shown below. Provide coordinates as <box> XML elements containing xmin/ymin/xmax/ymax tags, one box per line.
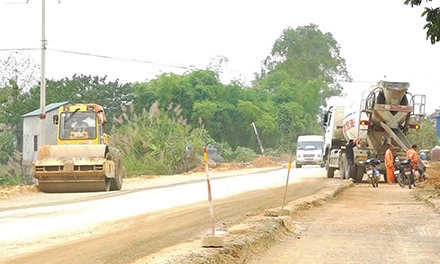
<box><xmin>297</xmin><ymin>142</ymin><xmax>323</xmax><ymax>150</ymax></box>
<box><xmin>59</xmin><ymin>111</ymin><xmax>97</xmax><ymax>140</ymax></box>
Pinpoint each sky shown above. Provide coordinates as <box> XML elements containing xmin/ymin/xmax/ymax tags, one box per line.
<box><xmin>0</xmin><ymin>0</ymin><xmax>439</xmax><ymax>113</ymax></box>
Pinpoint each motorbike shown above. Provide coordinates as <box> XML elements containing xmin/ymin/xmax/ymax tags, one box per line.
<box><xmin>394</xmin><ymin>157</ymin><xmax>415</xmax><ymax>189</ymax></box>
<box><xmin>358</xmin><ymin>158</ymin><xmax>381</xmax><ymax>187</ymax></box>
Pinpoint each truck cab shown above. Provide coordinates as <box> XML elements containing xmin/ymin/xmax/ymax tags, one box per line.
<box><xmin>295</xmin><ymin>135</ymin><xmax>325</xmax><ymax>168</ymax></box>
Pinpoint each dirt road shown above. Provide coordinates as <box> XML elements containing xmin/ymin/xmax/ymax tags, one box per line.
<box><xmin>2</xmin><ymin>159</ymin><xmax>440</xmax><ymax>264</ymax></box>
<box><xmin>2</xmin><ymin>167</ymin><xmax>340</xmax><ymax>264</ymax></box>
<box><xmin>250</xmin><ymin>183</ymin><xmax>440</xmax><ymax>263</ymax></box>
<box><xmin>136</xmin><ymin>166</ymin><xmax>440</xmax><ymax>264</ymax></box>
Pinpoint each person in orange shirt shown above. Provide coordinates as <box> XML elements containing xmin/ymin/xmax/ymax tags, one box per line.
<box><xmin>406</xmin><ymin>144</ymin><xmax>418</xmax><ymax>171</ymax></box>
<box><xmin>385</xmin><ymin>144</ymin><xmax>395</xmax><ymax>184</ymax></box>
<box><xmin>406</xmin><ymin>144</ymin><xmax>419</xmax><ymax>182</ymax></box>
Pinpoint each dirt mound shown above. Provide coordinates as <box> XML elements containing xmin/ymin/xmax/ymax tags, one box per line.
<box><xmin>424</xmin><ymin>162</ymin><xmax>440</xmax><ymax>193</ymax></box>
<box><xmin>196</xmin><ymin>156</ymin><xmax>281</xmax><ymax>172</ymax></box>
<box><xmin>0</xmin><ymin>184</ymin><xmax>39</xmax><ymax>198</ymax></box>
<box><xmin>431</xmin><ymin>147</ymin><xmax>440</xmax><ymax>161</ymax></box>
<box><xmin>252</xmin><ymin>155</ymin><xmax>280</xmax><ymax>167</ymax></box>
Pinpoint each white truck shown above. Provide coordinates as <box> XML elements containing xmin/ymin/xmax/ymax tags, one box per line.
<box><xmin>295</xmin><ymin>135</ymin><xmax>325</xmax><ymax>168</ymax></box>
<box><xmin>322</xmin><ymin>81</ymin><xmax>426</xmax><ymax>182</ymax></box>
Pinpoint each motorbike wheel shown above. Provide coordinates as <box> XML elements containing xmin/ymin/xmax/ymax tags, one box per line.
<box><xmin>397</xmin><ymin>172</ymin><xmax>405</xmax><ymax>188</ymax></box>
<box><xmin>418</xmin><ymin>169</ymin><xmax>425</xmax><ymax>182</ymax></box>
<box><xmin>374</xmin><ymin>176</ymin><xmax>379</xmax><ymax>188</ymax></box>
<box><xmin>408</xmin><ymin>171</ymin><xmax>415</xmax><ymax>189</ymax></box>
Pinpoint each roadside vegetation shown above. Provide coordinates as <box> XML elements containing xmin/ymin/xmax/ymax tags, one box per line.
<box><xmin>0</xmin><ymin>24</ymin><xmax>438</xmax><ymax>185</ymax></box>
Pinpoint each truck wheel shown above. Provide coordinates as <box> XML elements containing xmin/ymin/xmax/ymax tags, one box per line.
<box><xmin>340</xmin><ymin>153</ymin><xmax>347</xmax><ymax>179</ymax></box>
<box><xmin>327</xmin><ymin>167</ymin><xmax>335</xmax><ymax>178</ymax></box>
<box><xmin>296</xmin><ymin>164</ymin><xmax>302</xmax><ymax>169</ymax></box>
<box><xmin>105</xmin><ymin>178</ymin><xmax>111</xmax><ymax>192</ymax></box>
<box><xmin>325</xmin><ymin>154</ymin><xmax>335</xmax><ymax>178</ymax></box>
<box><xmin>354</xmin><ymin>165</ymin><xmax>364</xmax><ymax>183</ymax></box>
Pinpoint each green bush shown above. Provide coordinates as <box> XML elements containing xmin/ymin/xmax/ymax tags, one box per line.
<box><xmin>263</xmin><ymin>147</ymin><xmax>282</xmax><ymax>158</ymax></box>
<box><xmin>232</xmin><ymin>146</ymin><xmax>256</xmax><ymax>163</ymax></box>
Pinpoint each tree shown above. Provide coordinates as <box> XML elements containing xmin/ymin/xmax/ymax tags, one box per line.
<box><xmin>405</xmin><ymin>0</ymin><xmax>440</xmax><ymax>44</ymax></box>
<box><xmin>192</xmin><ymin>100</ymin><xmax>218</xmax><ymax>128</ymax></box>
<box><xmin>0</xmin><ymin>80</ymin><xmax>37</xmax><ymax>152</ymax></box>
<box><xmin>254</xmin><ymin>24</ymin><xmax>351</xmax><ymax>145</ymax></box>
<box><xmin>28</xmin><ymin>74</ymin><xmax>135</xmax><ymax>130</ymax></box>
<box><xmin>0</xmin><ymin>52</ymin><xmax>40</xmax><ymax>153</ymax></box>
<box><xmin>407</xmin><ymin>118</ymin><xmax>439</xmax><ymax>149</ymax></box>
<box><xmin>148</xmin><ymin>72</ymin><xmax>195</xmax><ymax>121</ymax></box>
<box><xmin>0</xmin><ymin>52</ymin><xmax>40</xmax><ymax>92</ymax></box>
<box><xmin>260</xmin><ymin>24</ymin><xmax>352</xmax><ymax>96</ymax></box>
<box><xmin>276</xmin><ymin>105</ymin><xmax>294</xmax><ymax>153</ymax></box>
<box><xmin>129</xmin><ymin>25</ymin><xmax>353</xmax><ymax>154</ymax></box>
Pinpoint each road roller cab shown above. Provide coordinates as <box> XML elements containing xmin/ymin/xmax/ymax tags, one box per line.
<box><xmin>33</xmin><ymin>103</ymin><xmax>125</xmax><ymax>193</ymax></box>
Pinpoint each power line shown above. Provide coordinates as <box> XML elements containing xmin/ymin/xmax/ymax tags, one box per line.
<box><xmin>0</xmin><ymin>48</ymin><xmax>40</xmax><ymax>51</ymax></box>
<box><xmin>0</xmin><ymin>47</ymin><xmax>199</xmax><ymax>70</ymax></box>
<box><xmin>49</xmin><ymin>48</ymin><xmax>192</xmax><ymax>70</ymax></box>
<box><xmin>0</xmin><ymin>47</ymin><xmax>252</xmax><ymax>80</ymax></box>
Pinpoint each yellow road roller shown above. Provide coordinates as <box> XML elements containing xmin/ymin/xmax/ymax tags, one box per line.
<box><xmin>33</xmin><ymin>103</ymin><xmax>125</xmax><ymax>193</ymax></box>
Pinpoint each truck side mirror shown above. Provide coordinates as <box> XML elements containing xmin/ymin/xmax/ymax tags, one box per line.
<box><xmin>322</xmin><ymin>112</ymin><xmax>329</xmax><ymax>127</ymax></box>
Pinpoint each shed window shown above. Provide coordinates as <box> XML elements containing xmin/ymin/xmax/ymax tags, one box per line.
<box><xmin>34</xmin><ymin>135</ymin><xmax>38</xmax><ymax>152</ymax></box>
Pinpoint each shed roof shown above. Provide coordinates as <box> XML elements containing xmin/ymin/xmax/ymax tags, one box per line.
<box><xmin>22</xmin><ymin>101</ymin><xmax>71</xmax><ymax>118</ymax></box>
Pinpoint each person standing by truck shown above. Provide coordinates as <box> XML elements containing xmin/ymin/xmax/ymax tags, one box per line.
<box><xmin>385</xmin><ymin>144</ymin><xmax>395</xmax><ymax>184</ymax></box>
<box><xmin>406</xmin><ymin>144</ymin><xmax>418</xmax><ymax>169</ymax></box>
<box><xmin>406</xmin><ymin>144</ymin><xmax>419</xmax><ymax>182</ymax></box>
<box><xmin>345</xmin><ymin>139</ymin><xmax>356</xmax><ymax>181</ymax></box>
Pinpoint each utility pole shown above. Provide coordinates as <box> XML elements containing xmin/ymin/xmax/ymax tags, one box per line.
<box><xmin>39</xmin><ymin>0</ymin><xmax>47</xmax><ymax>146</ymax></box>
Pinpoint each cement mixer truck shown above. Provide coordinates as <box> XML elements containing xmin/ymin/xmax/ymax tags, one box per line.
<box><xmin>322</xmin><ymin>81</ymin><xmax>426</xmax><ymax>182</ymax></box>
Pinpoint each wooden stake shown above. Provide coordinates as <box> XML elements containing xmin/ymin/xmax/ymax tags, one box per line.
<box><xmin>281</xmin><ymin>155</ymin><xmax>293</xmax><ymax>210</ymax></box>
<box><xmin>204</xmin><ymin>146</ymin><xmax>215</xmax><ymax>236</ymax></box>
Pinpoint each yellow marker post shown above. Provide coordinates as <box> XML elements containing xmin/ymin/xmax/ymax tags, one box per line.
<box><xmin>281</xmin><ymin>155</ymin><xmax>293</xmax><ymax>210</ymax></box>
<box><xmin>263</xmin><ymin>155</ymin><xmax>292</xmax><ymax>217</ymax></box>
<box><xmin>201</xmin><ymin>146</ymin><xmax>224</xmax><ymax>247</ymax></box>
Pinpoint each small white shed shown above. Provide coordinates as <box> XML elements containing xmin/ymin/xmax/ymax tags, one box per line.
<box><xmin>21</xmin><ymin>101</ymin><xmax>70</xmax><ymax>184</ymax></box>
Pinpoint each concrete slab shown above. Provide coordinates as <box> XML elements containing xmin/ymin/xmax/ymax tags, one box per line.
<box><xmin>201</xmin><ymin>235</ymin><xmax>224</xmax><ymax>248</ymax></box>
<box><xmin>264</xmin><ymin>208</ymin><xmax>291</xmax><ymax>217</ymax></box>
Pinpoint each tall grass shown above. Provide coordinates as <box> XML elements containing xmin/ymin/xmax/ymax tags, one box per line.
<box><xmin>0</xmin><ymin>151</ymin><xmax>22</xmax><ymax>185</ymax></box>
<box><xmin>110</xmin><ymin>102</ymin><xmax>213</xmax><ymax>175</ymax></box>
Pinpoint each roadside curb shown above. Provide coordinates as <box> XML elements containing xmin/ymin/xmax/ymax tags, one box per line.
<box><xmin>142</xmin><ymin>180</ymin><xmax>353</xmax><ymax>263</ymax></box>
<box><xmin>412</xmin><ymin>190</ymin><xmax>440</xmax><ymax>214</ymax></box>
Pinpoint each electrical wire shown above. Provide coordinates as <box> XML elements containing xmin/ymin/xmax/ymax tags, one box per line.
<box><xmin>0</xmin><ymin>48</ymin><xmax>40</xmax><ymax>51</ymax></box>
<box><xmin>49</xmin><ymin>48</ymin><xmax>192</xmax><ymax>70</ymax></box>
